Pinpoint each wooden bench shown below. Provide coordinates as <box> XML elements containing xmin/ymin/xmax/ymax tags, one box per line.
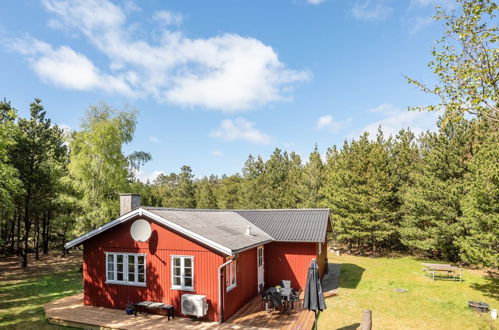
<box><xmin>134</xmin><ymin>301</ymin><xmax>175</xmax><ymax>320</ymax></box>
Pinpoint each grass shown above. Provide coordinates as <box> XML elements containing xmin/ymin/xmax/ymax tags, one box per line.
<box><xmin>318</xmin><ymin>254</ymin><xmax>498</xmax><ymax>330</ymax></box>
<box><xmin>0</xmin><ymin>253</ymin><xmax>83</xmax><ymax>329</ymax></box>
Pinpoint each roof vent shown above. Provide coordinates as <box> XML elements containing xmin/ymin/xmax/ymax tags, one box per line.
<box><xmin>246</xmin><ymin>226</ymin><xmax>252</xmax><ymax>236</ymax></box>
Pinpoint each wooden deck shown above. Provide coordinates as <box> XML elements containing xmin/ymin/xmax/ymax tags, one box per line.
<box><xmin>44</xmin><ymin>293</ymin><xmax>315</xmax><ymax>330</ymax></box>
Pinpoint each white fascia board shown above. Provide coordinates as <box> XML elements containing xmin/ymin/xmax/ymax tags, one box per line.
<box><xmin>64</xmin><ymin>208</ymin><xmax>234</xmax><ymax>256</ymax></box>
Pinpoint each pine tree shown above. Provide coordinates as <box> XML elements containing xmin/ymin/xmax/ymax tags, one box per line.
<box><xmin>458</xmin><ymin>124</ymin><xmax>498</xmax><ymax>267</ymax></box>
<box><xmin>300</xmin><ymin>145</ymin><xmax>325</xmax><ymax>208</ymax></box>
<box><xmin>217</xmin><ymin>175</ymin><xmax>243</xmax><ymax>209</ymax></box>
<box><xmin>400</xmin><ymin>118</ymin><xmax>471</xmax><ymax>260</ymax></box>
<box><xmin>195</xmin><ymin>176</ymin><xmax>218</xmax><ymax>209</ymax></box>
<box><xmin>171</xmin><ymin>165</ymin><xmax>196</xmax><ymax>208</ymax></box>
<box><xmin>322</xmin><ymin>130</ymin><xmax>395</xmax><ymax>255</ymax></box>
<box><xmin>241</xmin><ymin>155</ymin><xmax>265</xmax><ymax>208</ymax></box>
<box><xmin>10</xmin><ymin>99</ymin><xmax>67</xmax><ymax>266</ymax></box>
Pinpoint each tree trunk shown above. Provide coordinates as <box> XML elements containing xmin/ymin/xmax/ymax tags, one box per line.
<box><xmin>9</xmin><ymin>218</ymin><xmax>15</xmax><ymax>254</ymax></box>
<box><xmin>42</xmin><ymin>212</ymin><xmax>50</xmax><ymax>254</ymax></box>
<box><xmin>34</xmin><ymin>217</ymin><xmax>39</xmax><ymax>260</ymax></box>
<box><xmin>61</xmin><ymin>231</ymin><xmax>67</xmax><ymax>257</ymax></box>
<box><xmin>21</xmin><ymin>193</ymin><xmax>31</xmax><ymax>268</ymax></box>
<box><xmin>21</xmin><ymin>221</ymin><xmax>30</xmax><ymax>268</ymax></box>
<box><xmin>16</xmin><ymin>216</ymin><xmax>21</xmax><ymax>256</ymax></box>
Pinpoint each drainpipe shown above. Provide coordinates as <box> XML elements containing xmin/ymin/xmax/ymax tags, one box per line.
<box><xmin>218</xmin><ymin>253</ymin><xmax>239</xmax><ymax>323</ymax></box>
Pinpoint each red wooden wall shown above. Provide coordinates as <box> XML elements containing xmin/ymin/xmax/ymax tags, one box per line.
<box><xmin>83</xmin><ymin>215</ymin><xmax>224</xmax><ymax>322</ymax></box>
<box><xmin>223</xmin><ymin>247</ymin><xmax>258</xmax><ymax>321</ymax></box>
<box><xmin>263</xmin><ymin>241</ymin><xmax>317</xmax><ymax>290</ymax></box>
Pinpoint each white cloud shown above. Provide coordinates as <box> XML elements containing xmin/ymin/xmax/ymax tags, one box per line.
<box><xmin>316</xmin><ymin>114</ymin><xmax>351</xmax><ymax>133</ymax></box>
<box><xmin>350</xmin><ymin>103</ymin><xmax>438</xmax><ymax>139</ymax></box>
<box><xmin>9</xmin><ymin>39</ymin><xmax>134</xmax><ymax>95</ymax></box>
<box><xmin>316</xmin><ymin>115</ymin><xmax>333</xmax><ymax>129</ymax></box>
<box><xmin>210</xmin><ymin>118</ymin><xmax>271</xmax><ymax>144</ymax></box>
<box><xmin>7</xmin><ymin>0</ymin><xmax>309</xmax><ymax>112</ymax></box>
<box><xmin>153</xmin><ymin>10</ymin><xmax>183</xmax><ymax>26</ymax></box>
<box><xmin>352</xmin><ymin>1</ymin><xmax>393</xmax><ymax>22</ymax></box>
<box><xmin>148</xmin><ymin>136</ymin><xmax>162</xmax><ymax>143</ymax></box>
<box><xmin>307</xmin><ymin>0</ymin><xmax>326</xmax><ymax>5</ymax></box>
<box><xmin>134</xmin><ymin>169</ymin><xmax>164</xmax><ymax>183</ymax></box>
<box><xmin>211</xmin><ymin>149</ymin><xmax>223</xmax><ymax>157</ymax></box>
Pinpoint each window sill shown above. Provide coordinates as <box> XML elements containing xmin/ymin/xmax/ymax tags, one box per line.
<box><xmin>226</xmin><ymin>284</ymin><xmax>237</xmax><ymax>293</ymax></box>
<box><xmin>171</xmin><ymin>286</ymin><xmax>195</xmax><ymax>291</ymax></box>
<box><xmin>106</xmin><ymin>280</ymin><xmax>147</xmax><ymax>287</ymax></box>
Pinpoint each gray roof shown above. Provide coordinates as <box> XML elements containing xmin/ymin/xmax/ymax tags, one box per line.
<box><xmin>144</xmin><ymin>207</ymin><xmax>272</xmax><ymax>253</ymax></box>
<box><xmin>65</xmin><ymin>206</ymin><xmax>330</xmax><ymax>255</ymax></box>
<box><xmin>235</xmin><ymin>209</ymin><xmax>330</xmax><ymax>242</ymax></box>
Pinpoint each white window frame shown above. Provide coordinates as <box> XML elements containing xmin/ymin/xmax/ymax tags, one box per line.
<box><xmin>258</xmin><ymin>247</ymin><xmax>264</xmax><ymax>267</ymax></box>
<box><xmin>226</xmin><ymin>260</ymin><xmax>237</xmax><ymax>292</ymax></box>
<box><xmin>105</xmin><ymin>252</ymin><xmax>146</xmax><ymax>287</ymax></box>
<box><xmin>171</xmin><ymin>255</ymin><xmax>195</xmax><ymax>291</ymax></box>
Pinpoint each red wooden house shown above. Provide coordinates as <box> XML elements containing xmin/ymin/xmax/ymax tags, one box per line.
<box><xmin>65</xmin><ymin>194</ymin><xmax>331</xmax><ymax>322</ymax></box>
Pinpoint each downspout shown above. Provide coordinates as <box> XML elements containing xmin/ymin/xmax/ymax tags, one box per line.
<box><xmin>218</xmin><ymin>253</ymin><xmax>239</xmax><ymax>323</ymax></box>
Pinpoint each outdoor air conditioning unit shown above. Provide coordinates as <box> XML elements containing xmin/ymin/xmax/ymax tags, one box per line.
<box><xmin>181</xmin><ymin>294</ymin><xmax>208</xmax><ymax>318</ymax></box>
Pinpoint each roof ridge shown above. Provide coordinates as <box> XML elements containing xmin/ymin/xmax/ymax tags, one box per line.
<box><xmin>142</xmin><ymin>206</ymin><xmax>330</xmax><ymax>212</ymax></box>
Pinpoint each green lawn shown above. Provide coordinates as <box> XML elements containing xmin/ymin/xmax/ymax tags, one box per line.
<box><xmin>0</xmin><ymin>253</ymin><xmax>82</xmax><ymax>329</ymax></box>
<box><xmin>318</xmin><ymin>254</ymin><xmax>498</xmax><ymax>329</ymax></box>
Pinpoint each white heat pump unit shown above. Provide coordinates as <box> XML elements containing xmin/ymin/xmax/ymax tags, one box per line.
<box><xmin>181</xmin><ymin>294</ymin><xmax>208</xmax><ymax>318</ymax></box>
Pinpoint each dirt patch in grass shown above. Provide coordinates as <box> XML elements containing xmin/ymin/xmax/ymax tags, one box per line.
<box><xmin>0</xmin><ymin>252</ymin><xmax>82</xmax><ymax>282</ymax></box>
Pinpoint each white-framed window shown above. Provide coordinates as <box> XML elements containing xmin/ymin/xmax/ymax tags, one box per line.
<box><xmin>226</xmin><ymin>260</ymin><xmax>237</xmax><ymax>292</ymax></box>
<box><xmin>105</xmin><ymin>252</ymin><xmax>146</xmax><ymax>286</ymax></box>
<box><xmin>171</xmin><ymin>255</ymin><xmax>194</xmax><ymax>291</ymax></box>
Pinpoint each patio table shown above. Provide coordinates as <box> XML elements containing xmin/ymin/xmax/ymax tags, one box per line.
<box><xmin>264</xmin><ymin>287</ymin><xmax>294</xmax><ymax>314</ymax></box>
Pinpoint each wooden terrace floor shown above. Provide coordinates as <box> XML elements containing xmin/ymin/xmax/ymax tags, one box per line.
<box><xmin>44</xmin><ymin>293</ymin><xmax>315</xmax><ymax>330</ymax></box>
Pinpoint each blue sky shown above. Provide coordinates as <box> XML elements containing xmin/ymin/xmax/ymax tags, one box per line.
<box><xmin>0</xmin><ymin>0</ymin><xmax>454</xmax><ymax>180</ymax></box>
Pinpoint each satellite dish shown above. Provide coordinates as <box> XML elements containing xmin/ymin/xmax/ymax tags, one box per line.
<box><xmin>130</xmin><ymin>220</ymin><xmax>152</xmax><ymax>242</ymax></box>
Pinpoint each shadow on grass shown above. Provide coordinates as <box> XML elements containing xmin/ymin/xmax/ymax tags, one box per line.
<box><xmin>471</xmin><ymin>271</ymin><xmax>499</xmax><ymax>300</ymax></box>
<box><xmin>336</xmin><ymin>323</ymin><xmax>361</xmax><ymax>329</ymax></box>
<box><xmin>339</xmin><ymin>263</ymin><xmax>365</xmax><ymax>289</ymax></box>
<box><xmin>0</xmin><ymin>270</ymin><xmax>82</xmax><ymax>329</ymax></box>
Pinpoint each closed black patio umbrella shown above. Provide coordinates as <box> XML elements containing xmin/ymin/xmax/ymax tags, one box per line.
<box><xmin>303</xmin><ymin>258</ymin><xmax>326</xmax><ymax>311</ymax></box>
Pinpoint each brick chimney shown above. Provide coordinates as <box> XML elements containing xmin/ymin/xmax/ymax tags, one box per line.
<box><xmin>119</xmin><ymin>193</ymin><xmax>141</xmax><ymax>216</ymax></box>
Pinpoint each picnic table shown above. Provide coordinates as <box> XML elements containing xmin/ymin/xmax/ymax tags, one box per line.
<box><xmin>421</xmin><ymin>263</ymin><xmax>462</xmax><ymax>282</ymax></box>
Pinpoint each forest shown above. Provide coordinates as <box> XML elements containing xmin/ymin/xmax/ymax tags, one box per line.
<box><xmin>0</xmin><ymin>0</ymin><xmax>497</xmax><ymax>269</ymax></box>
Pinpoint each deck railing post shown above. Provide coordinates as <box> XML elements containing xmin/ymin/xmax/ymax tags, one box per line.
<box><xmin>360</xmin><ymin>309</ymin><xmax>372</xmax><ymax>330</ymax></box>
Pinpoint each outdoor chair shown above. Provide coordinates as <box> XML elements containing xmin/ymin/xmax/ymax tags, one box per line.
<box><xmin>291</xmin><ymin>288</ymin><xmax>303</xmax><ymax>310</ymax></box>
<box><xmin>280</xmin><ymin>280</ymin><xmax>291</xmax><ymax>288</ymax></box>
<box><xmin>268</xmin><ymin>290</ymin><xmax>284</xmax><ymax>314</ymax></box>
<box><xmin>259</xmin><ymin>284</ymin><xmax>268</xmax><ymax>310</ymax></box>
